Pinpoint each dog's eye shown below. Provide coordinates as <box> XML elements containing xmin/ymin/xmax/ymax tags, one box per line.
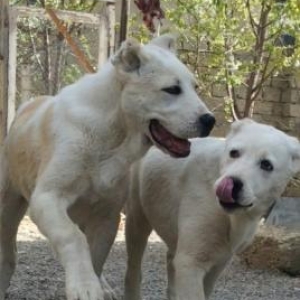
<box><xmin>162</xmin><ymin>85</ymin><xmax>182</xmax><ymax>95</ymax></box>
<box><xmin>260</xmin><ymin>159</ymin><xmax>273</xmax><ymax>172</ymax></box>
<box><xmin>229</xmin><ymin>149</ymin><xmax>240</xmax><ymax>158</ymax></box>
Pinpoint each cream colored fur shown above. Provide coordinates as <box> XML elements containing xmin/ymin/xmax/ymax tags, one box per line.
<box><xmin>0</xmin><ymin>35</ymin><xmax>213</xmax><ymax>300</ymax></box>
<box><xmin>124</xmin><ymin>119</ymin><xmax>300</xmax><ymax>300</ymax></box>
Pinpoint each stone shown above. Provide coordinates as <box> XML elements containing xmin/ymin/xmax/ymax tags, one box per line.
<box><xmin>283</xmin><ymin>104</ymin><xmax>300</xmax><ymax>117</ymax></box>
<box><xmin>254</xmin><ymin>101</ymin><xmax>275</xmax><ymax>115</ymax></box>
<box><xmin>262</xmin><ymin>86</ymin><xmax>282</xmax><ymax>102</ymax></box>
<box><xmin>290</xmin><ymin>90</ymin><xmax>300</xmax><ymax>104</ymax></box>
<box><xmin>240</xmin><ymin>197</ymin><xmax>300</xmax><ymax>277</ymax></box>
<box><xmin>271</xmin><ymin>76</ymin><xmax>291</xmax><ymax>89</ymax></box>
<box><xmin>211</xmin><ymin>84</ymin><xmax>227</xmax><ymax>98</ymax></box>
<box><xmin>289</xmin><ymin>76</ymin><xmax>300</xmax><ymax>89</ymax></box>
<box><xmin>240</xmin><ymin>225</ymin><xmax>300</xmax><ymax>276</ymax></box>
<box><xmin>281</xmin><ymin>89</ymin><xmax>300</xmax><ymax>104</ymax></box>
<box><xmin>235</xmin><ymin>85</ymin><xmax>247</xmax><ymax>100</ymax></box>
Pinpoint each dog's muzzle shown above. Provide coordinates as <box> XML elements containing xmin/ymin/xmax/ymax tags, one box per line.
<box><xmin>216</xmin><ymin>176</ymin><xmax>252</xmax><ymax>211</ymax></box>
<box><xmin>199</xmin><ymin>114</ymin><xmax>216</xmax><ymax>137</ymax></box>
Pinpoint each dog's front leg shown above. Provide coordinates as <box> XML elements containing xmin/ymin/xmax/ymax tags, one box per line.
<box><xmin>85</xmin><ymin>210</ymin><xmax>121</xmax><ymax>300</ymax></box>
<box><xmin>173</xmin><ymin>253</ymin><xmax>206</xmax><ymax>300</ymax></box>
<box><xmin>30</xmin><ymin>190</ymin><xmax>103</xmax><ymax>300</ymax></box>
<box><xmin>203</xmin><ymin>259</ymin><xmax>228</xmax><ymax>298</ymax></box>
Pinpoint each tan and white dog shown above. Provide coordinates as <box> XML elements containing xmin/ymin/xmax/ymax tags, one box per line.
<box><xmin>0</xmin><ymin>35</ymin><xmax>215</xmax><ymax>300</ymax></box>
<box><xmin>124</xmin><ymin>119</ymin><xmax>300</xmax><ymax>300</ymax></box>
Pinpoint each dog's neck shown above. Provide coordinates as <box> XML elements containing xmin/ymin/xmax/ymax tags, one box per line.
<box><xmin>59</xmin><ymin>61</ymin><xmax>151</xmax><ymax>173</ymax></box>
<box><xmin>63</xmin><ymin>62</ymin><xmax>125</xmax><ymax>113</ymax></box>
<box><xmin>93</xmin><ymin>63</ymin><xmax>152</xmax><ymax>163</ymax></box>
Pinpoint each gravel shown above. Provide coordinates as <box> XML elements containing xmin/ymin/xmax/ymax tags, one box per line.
<box><xmin>6</xmin><ymin>216</ymin><xmax>300</xmax><ymax>299</ymax></box>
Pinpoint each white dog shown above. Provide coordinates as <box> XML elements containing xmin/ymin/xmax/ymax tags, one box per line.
<box><xmin>124</xmin><ymin>119</ymin><xmax>300</xmax><ymax>300</ymax></box>
<box><xmin>0</xmin><ymin>35</ymin><xmax>215</xmax><ymax>300</ymax></box>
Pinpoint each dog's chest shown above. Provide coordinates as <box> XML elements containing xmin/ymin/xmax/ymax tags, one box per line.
<box><xmin>73</xmin><ymin>131</ymin><xmax>146</xmax><ymax>204</ymax></box>
<box><xmin>67</xmin><ymin>157</ymin><xmax>130</xmax><ymax>226</ymax></box>
<box><xmin>82</xmin><ymin>137</ymin><xmax>145</xmax><ymax>198</ymax></box>
<box><xmin>83</xmin><ymin>153</ymin><xmax>129</xmax><ymax>200</ymax></box>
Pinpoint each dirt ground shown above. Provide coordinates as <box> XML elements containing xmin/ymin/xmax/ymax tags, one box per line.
<box><xmin>5</xmin><ymin>216</ymin><xmax>300</xmax><ymax>300</ymax></box>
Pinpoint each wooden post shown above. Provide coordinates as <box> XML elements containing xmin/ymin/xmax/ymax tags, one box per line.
<box><xmin>107</xmin><ymin>1</ymin><xmax>115</xmax><ymax>57</ymax></box>
<box><xmin>98</xmin><ymin>14</ymin><xmax>108</xmax><ymax>67</ymax></box>
<box><xmin>119</xmin><ymin>0</ymin><xmax>129</xmax><ymax>46</ymax></box>
<box><xmin>7</xmin><ymin>8</ymin><xmax>17</xmax><ymax>130</ymax></box>
<box><xmin>98</xmin><ymin>1</ymin><xmax>116</xmax><ymax>68</ymax></box>
<box><xmin>0</xmin><ymin>0</ymin><xmax>9</xmax><ymax>141</ymax></box>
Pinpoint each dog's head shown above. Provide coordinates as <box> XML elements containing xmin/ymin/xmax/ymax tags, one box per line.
<box><xmin>214</xmin><ymin>119</ymin><xmax>300</xmax><ymax>214</ymax></box>
<box><xmin>111</xmin><ymin>34</ymin><xmax>215</xmax><ymax>158</ymax></box>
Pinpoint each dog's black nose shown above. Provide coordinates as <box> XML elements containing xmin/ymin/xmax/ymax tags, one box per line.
<box><xmin>231</xmin><ymin>177</ymin><xmax>243</xmax><ymax>201</ymax></box>
<box><xmin>199</xmin><ymin>113</ymin><xmax>215</xmax><ymax>137</ymax></box>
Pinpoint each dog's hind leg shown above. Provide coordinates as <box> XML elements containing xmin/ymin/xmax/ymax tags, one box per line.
<box><xmin>124</xmin><ymin>202</ymin><xmax>152</xmax><ymax>300</ymax></box>
<box><xmin>0</xmin><ymin>156</ymin><xmax>28</xmax><ymax>299</ymax></box>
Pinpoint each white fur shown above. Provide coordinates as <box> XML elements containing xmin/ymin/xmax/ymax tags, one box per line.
<box><xmin>0</xmin><ymin>35</ymin><xmax>212</xmax><ymax>300</ymax></box>
<box><xmin>124</xmin><ymin>119</ymin><xmax>300</xmax><ymax>300</ymax></box>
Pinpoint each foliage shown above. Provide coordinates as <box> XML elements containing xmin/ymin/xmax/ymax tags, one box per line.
<box><xmin>129</xmin><ymin>0</ymin><xmax>300</xmax><ymax>119</ymax></box>
<box><xmin>11</xmin><ymin>0</ymin><xmax>100</xmax><ymax>101</ymax></box>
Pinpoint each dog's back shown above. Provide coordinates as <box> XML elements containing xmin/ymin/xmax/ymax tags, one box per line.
<box><xmin>5</xmin><ymin>96</ymin><xmax>55</xmax><ymax>199</ymax></box>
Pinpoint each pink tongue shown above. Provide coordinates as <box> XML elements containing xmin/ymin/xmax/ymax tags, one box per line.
<box><xmin>216</xmin><ymin>177</ymin><xmax>235</xmax><ymax>203</ymax></box>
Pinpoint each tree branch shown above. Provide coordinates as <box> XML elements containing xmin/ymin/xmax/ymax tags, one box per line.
<box><xmin>243</xmin><ymin>0</ymin><xmax>272</xmax><ymax>117</ymax></box>
<box><xmin>246</xmin><ymin>0</ymin><xmax>258</xmax><ymax>38</ymax></box>
<box><xmin>27</xmin><ymin>21</ymin><xmax>45</xmax><ymax>79</ymax></box>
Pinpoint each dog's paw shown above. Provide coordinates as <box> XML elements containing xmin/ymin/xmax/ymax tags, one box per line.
<box><xmin>100</xmin><ymin>276</ymin><xmax>118</xmax><ymax>300</ymax></box>
<box><xmin>66</xmin><ymin>274</ymin><xmax>104</xmax><ymax>300</ymax></box>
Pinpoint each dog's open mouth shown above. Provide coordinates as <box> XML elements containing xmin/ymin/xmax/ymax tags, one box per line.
<box><xmin>149</xmin><ymin>120</ymin><xmax>191</xmax><ymax>158</ymax></box>
<box><xmin>216</xmin><ymin>177</ymin><xmax>252</xmax><ymax>211</ymax></box>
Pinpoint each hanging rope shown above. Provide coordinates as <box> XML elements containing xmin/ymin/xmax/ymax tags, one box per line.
<box><xmin>134</xmin><ymin>0</ymin><xmax>165</xmax><ymax>33</ymax></box>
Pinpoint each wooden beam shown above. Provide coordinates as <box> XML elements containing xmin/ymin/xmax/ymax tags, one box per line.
<box><xmin>11</xmin><ymin>4</ymin><xmax>115</xmax><ymax>25</ymax></box>
<box><xmin>0</xmin><ymin>0</ymin><xmax>9</xmax><ymax>140</ymax></box>
<box><xmin>45</xmin><ymin>8</ymin><xmax>95</xmax><ymax>73</ymax></box>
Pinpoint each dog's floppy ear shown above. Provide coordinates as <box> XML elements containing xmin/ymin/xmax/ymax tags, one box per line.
<box><xmin>149</xmin><ymin>34</ymin><xmax>177</xmax><ymax>54</ymax></box>
<box><xmin>111</xmin><ymin>38</ymin><xmax>148</xmax><ymax>72</ymax></box>
<box><xmin>287</xmin><ymin>136</ymin><xmax>300</xmax><ymax>174</ymax></box>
